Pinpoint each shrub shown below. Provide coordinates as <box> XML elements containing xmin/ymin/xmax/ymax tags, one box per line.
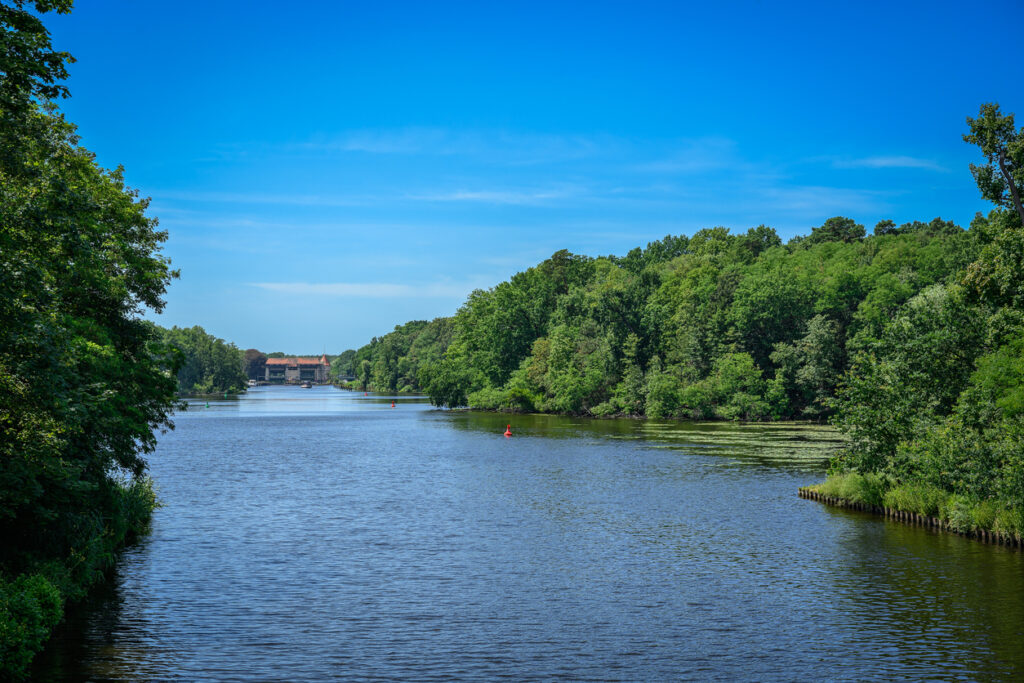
<box><xmin>941</xmin><ymin>495</ymin><xmax>975</xmax><ymax>533</ymax></box>
<box><xmin>467</xmin><ymin>386</ymin><xmax>505</xmax><ymax>410</ymax></box>
<box><xmin>0</xmin><ymin>573</ymin><xmax>63</xmax><ymax>680</ymax></box>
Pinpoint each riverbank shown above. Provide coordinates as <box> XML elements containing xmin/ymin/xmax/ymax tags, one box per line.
<box><xmin>801</xmin><ymin>473</ymin><xmax>1023</xmax><ymax>548</ymax></box>
<box><xmin>1</xmin><ymin>478</ymin><xmax>158</xmax><ymax>680</ymax></box>
<box><xmin>39</xmin><ymin>388</ymin><xmax>1024</xmax><ymax>680</ymax></box>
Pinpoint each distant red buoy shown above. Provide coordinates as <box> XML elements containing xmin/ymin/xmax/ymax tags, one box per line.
<box><xmin>364</xmin><ymin>392</ymin><xmax>367</xmax><ymax>396</ymax></box>
<box><xmin>391</xmin><ymin>400</ymin><xmax>395</xmax><ymax>408</ymax></box>
<box><xmin>504</xmin><ymin>424</ymin><xmax>512</xmax><ymax>437</ymax></box>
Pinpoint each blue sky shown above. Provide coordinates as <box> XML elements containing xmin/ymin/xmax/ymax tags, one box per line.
<box><xmin>47</xmin><ymin>0</ymin><xmax>1023</xmax><ymax>352</ymax></box>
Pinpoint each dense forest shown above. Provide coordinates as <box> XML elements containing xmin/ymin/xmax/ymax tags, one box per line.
<box><xmin>419</xmin><ymin>218</ymin><xmax>975</xmax><ymax>419</ymax></box>
<box><xmin>0</xmin><ymin>1</ymin><xmax>177</xmax><ymax>676</ymax></box>
<box><xmin>349</xmin><ymin>218</ymin><xmax>973</xmax><ymax>419</ymax></box>
<box><xmin>2</xmin><ymin>0</ymin><xmax>1021</xmax><ymax>672</ymax></box>
<box><xmin>155</xmin><ymin>324</ymin><xmax>247</xmax><ymax>395</ymax></box>
<box><xmin>347</xmin><ymin>103</ymin><xmax>1024</xmax><ymax>538</ymax></box>
<box><xmin>817</xmin><ymin>104</ymin><xmax>1024</xmax><ymax>536</ymax></box>
<box><xmin>334</xmin><ymin>318</ymin><xmax>453</xmax><ymax>392</ymax></box>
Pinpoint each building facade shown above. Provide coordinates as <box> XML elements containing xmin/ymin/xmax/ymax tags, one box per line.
<box><xmin>264</xmin><ymin>355</ymin><xmax>331</xmax><ymax>383</ymax></box>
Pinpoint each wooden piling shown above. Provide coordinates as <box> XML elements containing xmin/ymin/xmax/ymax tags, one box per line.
<box><xmin>798</xmin><ymin>486</ymin><xmax>1021</xmax><ymax>549</ymax></box>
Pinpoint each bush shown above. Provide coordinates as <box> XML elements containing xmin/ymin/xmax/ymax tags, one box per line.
<box><xmin>940</xmin><ymin>495</ymin><xmax>975</xmax><ymax>533</ymax></box>
<box><xmin>467</xmin><ymin>386</ymin><xmax>505</xmax><ymax>410</ymax></box>
<box><xmin>115</xmin><ymin>476</ymin><xmax>160</xmax><ymax>542</ymax></box>
<box><xmin>0</xmin><ymin>477</ymin><xmax>157</xmax><ymax>679</ymax></box>
<box><xmin>0</xmin><ymin>573</ymin><xmax>63</xmax><ymax>680</ymax></box>
<box><xmin>677</xmin><ymin>381</ymin><xmax>714</xmax><ymax>419</ymax></box>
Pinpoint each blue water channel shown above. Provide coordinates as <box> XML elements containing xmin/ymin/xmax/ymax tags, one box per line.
<box><xmin>35</xmin><ymin>385</ymin><xmax>1024</xmax><ymax>680</ymax></box>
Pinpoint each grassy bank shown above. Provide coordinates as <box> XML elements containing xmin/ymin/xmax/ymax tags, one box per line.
<box><xmin>805</xmin><ymin>473</ymin><xmax>1024</xmax><ymax>543</ymax></box>
<box><xmin>0</xmin><ymin>478</ymin><xmax>158</xmax><ymax>680</ymax></box>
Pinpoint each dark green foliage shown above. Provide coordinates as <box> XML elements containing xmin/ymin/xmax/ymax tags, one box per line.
<box><xmin>0</xmin><ymin>572</ymin><xmax>62</xmax><ymax>679</ymax></box>
<box><xmin>823</xmin><ymin>104</ymin><xmax>1024</xmax><ymax>528</ymax></box>
<box><xmin>1</xmin><ymin>3</ymin><xmax>171</xmax><ymax>674</ymax></box>
<box><xmin>348</xmin><ymin>317</ymin><xmax>454</xmax><ymax>393</ymax></box>
<box><xmin>330</xmin><ymin>348</ymin><xmax>356</xmax><ymax>379</ymax></box>
<box><xmin>418</xmin><ymin>358</ymin><xmax>472</xmax><ymax>408</ymax></box>
<box><xmin>156</xmin><ymin>324</ymin><xmax>247</xmax><ymax>394</ymax></box>
<box><xmin>964</xmin><ymin>103</ymin><xmax>1024</xmax><ymax>225</ymax></box>
<box><xmin>243</xmin><ymin>348</ymin><xmax>267</xmax><ymax>380</ymax></box>
<box><xmin>406</xmin><ymin>221</ymin><xmax>973</xmax><ymax>418</ymax></box>
<box><xmin>804</xmin><ymin>216</ymin><xmax>865</xmax><ymax>245</ymax></box>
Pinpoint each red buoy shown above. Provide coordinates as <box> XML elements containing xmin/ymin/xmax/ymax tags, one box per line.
<box><xmin>504</xmin><ymin>424</ymin><xmax>512</xmax><ymax>437</ymax></box>
<box><xmin>391</xmin><ymin>400</ymin><xmax>395</xmax><ymax>408</ymax></box>
<box><xmin>364</xmin><ymin>392</ymin><xmax>367</xmax><ymax>396</ymax></box>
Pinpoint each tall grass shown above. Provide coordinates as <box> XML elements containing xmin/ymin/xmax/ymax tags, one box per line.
<box><xmin>811</xmin><ymin>474</ymin><xmax>1023</xmax><ymax>538</ymax></box>
<box><xmin>882</xmin><ymin>483</ymin><xmax>946</xmax><ymax>517</ymax></box>
<box><xmin>810</xmin><ymin>472</ymin><xmax>886</xmax><ymax>507</ymax></box>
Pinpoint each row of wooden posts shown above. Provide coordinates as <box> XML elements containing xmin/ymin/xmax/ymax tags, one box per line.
<box><xmin>798</xmin><ymin>487</ymin><xmax>1023</xmax><ymax>548</ymax></box>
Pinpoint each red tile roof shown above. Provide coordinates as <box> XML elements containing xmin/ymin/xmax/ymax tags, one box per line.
<box><xmin>265</xmin><ymin>357</ymin><xmax>329</xmax><ymax>366</ymax></box>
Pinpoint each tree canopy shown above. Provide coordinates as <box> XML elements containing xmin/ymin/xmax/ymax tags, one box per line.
<box><xmin>407</xmin><ymin>221</ymin><xmax>973</xmax><ymax>420</ymax></box>
<box><xmin>156</xmin><ymin>324</ymin><xmax>247</xmax><ymax>394</ymax></box>
<box><xmin>1</xmin><ymin>2</ymin><xmax>179</xmax><ymax>675</ymax></box>
<box><xmin>964</xmin><ymin>103</ymin><xmax>1024</xmax><ymax>225</ymax></box>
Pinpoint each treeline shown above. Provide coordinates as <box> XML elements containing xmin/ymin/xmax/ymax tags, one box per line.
<box><xmin>1</xmin><ymin>2</ymin><xmax>177</xmax><ymax>676</ymax></box>
<box><xmin>335</xmin><ymin>318</ymin><xmax>454</xmax><ymax>392</ymax></box>
<box><xmin>415</xmin><ymin>218</ymin><xmax>973</xmax><ymax>420</ymax></box>
<box><xmin>816</xmin><ymin>103</ymin><xmax>1024</xmax><ymax>535</ymax></box>
<box><xmin>154</xmin><ymin>325</ymin><xmax>248</xmax><ymax>394</ymax></box>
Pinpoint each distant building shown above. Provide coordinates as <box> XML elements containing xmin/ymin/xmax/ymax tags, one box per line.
<box><xmin>264</xmin><ymin>355</ymin><xmax>331</xmax><ymax>383</ymax></box>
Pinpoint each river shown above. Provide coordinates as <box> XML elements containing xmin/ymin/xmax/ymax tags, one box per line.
<box><xmin>34</xmin><ymin>385</ymin><xmax>1024</xmax><ymax>680</ymax></box>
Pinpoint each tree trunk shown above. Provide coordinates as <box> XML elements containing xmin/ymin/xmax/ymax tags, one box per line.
<box><xmin>998</xmin><ymin>150</ymin><xmax>1024</xmax><ymax>225</ymax></box>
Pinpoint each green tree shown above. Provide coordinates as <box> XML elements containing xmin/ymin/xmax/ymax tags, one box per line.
<box><xmin>243</xmin><ymin>348</ymin><xmax>267</xmax><ymax>380</ymax></box>
<box><xmin>330</xmin><ymin>349</ymin><xmax>356</xmax><ymax>379</ymax></box>
<box><xmin>158</xmin><ymin>325</ymin><xmax>246</xmax><ymax>394</ymax></box>
<box><xmin>418</xmin><ymin>359</ymin><xmax>471</xmax><ymax>408</ymax></box>
<box><xmin>1</xmin><ymin>10</ymin><xmax>177</xmax><ymax>670</ymax></box>
<box><xmin>874</xmin><ymin>219</ymin><xmax>897</xmax><ymax>236</ymax></box>
<box><xmin>805</xmin><ymin>216</ymin><xmax>865</xmax><ymax>245</ymax></box>
<box><xmin>964</xmin><ymin>102</ymin><xmax>1024</xmax><ymax>225</ymax></box>
<box><xmin>0</xmin><ymin>0</ymin><xmax>73</xmax><ymax>150</ymax></box>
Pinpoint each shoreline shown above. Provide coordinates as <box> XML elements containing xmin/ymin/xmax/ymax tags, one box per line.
<box><xmin>798</xmin><ymin>487</ymin><xmax>1023</xmax><ymax>549</ymax></box>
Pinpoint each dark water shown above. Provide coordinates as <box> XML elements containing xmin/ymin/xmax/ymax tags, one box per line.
<box><xmin>35</xmin><ymin>386</ymin><xmax>1024</xmax><ymax>681</ymax></box>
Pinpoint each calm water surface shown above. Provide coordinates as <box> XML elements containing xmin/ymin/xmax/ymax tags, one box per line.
<box><xmin>36</xmin><ymin>386</ymin><xmax>1024</xmax><ymax>680</ymax></box>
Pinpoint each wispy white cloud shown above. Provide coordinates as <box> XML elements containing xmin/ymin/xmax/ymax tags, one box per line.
<box><xmin>630</xmin><ymin>138</ymin><xmax>743</xmax><ymax>174</ymax></box>
<box><xmin>156</xmin><ymin>183</ymin><xmax>583</xmax><ymax>208</ymax></box>
<box><xmin>249</xmin><ymin>281</ymin><xmax>479</xmax><ymax>298</ymax></box>
<box><xmin>407</xmin><ymin>185</ymin><xmax>581</xmax><ymax>205</ymax></box>
<box><xmin>833</xmin><ymin>155</ymin><xmax>947</xmax><ymax>172</ymax></box>
<box><xmin>755</xmin><ymin>185</ymin><xmax>891</xmax><ymax>214</ymax></box>
<box><xmin>154</xmin><ymin>190</ymin><xmax>369</xmax><ymax>207</ymax></box>
<box><xmin>298</xmin><ymin>128</ymin><xmax>609</xmax><ymax>165</ymax></box>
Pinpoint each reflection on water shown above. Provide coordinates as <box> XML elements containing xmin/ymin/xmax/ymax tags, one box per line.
<box><xmin>34</xmin><ymin>386</ymin><xmax>1024</xmax><ymax>680</ymax></box>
